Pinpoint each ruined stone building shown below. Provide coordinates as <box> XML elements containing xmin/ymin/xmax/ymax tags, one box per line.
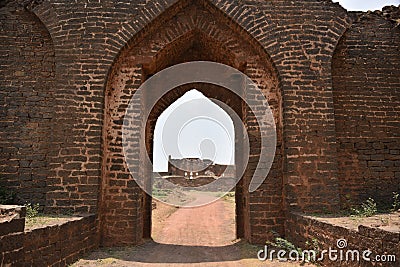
<box><xmin>0</xmin><ymin>0</ymin><xmax>399</xmax><ymax>250</ymax></box>
<box><xmin>166</xmin><ymin>156</ymin><xmax>235</xmax><ymax>177</ymax></box>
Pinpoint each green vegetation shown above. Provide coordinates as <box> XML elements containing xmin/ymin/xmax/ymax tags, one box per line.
<box><xmin>391</xmin><ymin>192</ymin><xmax>400</xmax><ymax>212</ymax></box>
<box><xmin>26</xmin><ymin>203</ymin><xmax>40</xmax><ymax>220</ymax></box>
<box><xmin>152</xmin><ymin>188</ymin><xmax>172</xmax><ymax>200</ymax></box>
<box><xmin>305</xmin><ymin>238</ymin><xmax>321</xmax><ymax>258</ymax></box>
<box><xmin>351</xmin><ymin>198</ymin><xmax>377</xmax><ymax>218</ymax></box>
<box><xmin>311</xmin><ymin>192</ymin><xmax>400</xmax><ymax>219</ymax></box>
<box><xmin>221</xmin><ymin>191</ymin><xmax>235</xmax><ymax>202</ymax></box>
<box><xmin>268</xmin><ymin>237</ymin><xmax>300</xmax><ymax>253</ymax></box>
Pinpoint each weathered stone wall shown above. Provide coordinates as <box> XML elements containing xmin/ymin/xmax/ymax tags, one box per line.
<box><xmin>286</xmin><ymin>212</ymin><xmax>400</xmax><ymax>267</ymax></box>
<box><xmin>0</xmin><ymin>205</ymin><xmax>25</xmax><ymax>265</ymax></box>
<box><xmin>0</xmin><ymin>0</ymin><xmax>399</xmax><ymax>247</ymax></box>
<box><xmin>0</xmin><ymin>206</ymin><xmax>98</xmax><ymax>266</ymax></box>
<box><xmin>332</xmin><ymin>11</ymin><xmax>400</xmax><ymax>207</ymax></box>
<box><xmin>23</xmin><ymin>215</ymin><xmax>98</xmax><ymax>266</ymax></box>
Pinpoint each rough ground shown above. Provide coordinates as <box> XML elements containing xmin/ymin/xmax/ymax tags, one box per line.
<box><xmin>72</xmin><ymin>193</ymin><xmax>305</xmax><ymax>266</ymax></box>
<box><xmin>308</xmin><ymin>211</ymin><xmax>400</xmax><ymax>233</ymax></box>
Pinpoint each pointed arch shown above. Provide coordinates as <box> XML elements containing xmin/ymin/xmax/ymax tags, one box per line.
<box><xmin>100</xmin><ymin>0</ymin><xmax>282</xmax><ymax>246</ymax></box>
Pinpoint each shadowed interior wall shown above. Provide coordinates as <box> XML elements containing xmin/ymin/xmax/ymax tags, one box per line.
<box><xmin>0</xmin><ymin>3</ymin><xmax>55</xmax><ymax>208</ymax></box>
<box><xmin>332</xmin><ymin>12</ymin><xmax>400</xmax><ymax>207</ymax></box>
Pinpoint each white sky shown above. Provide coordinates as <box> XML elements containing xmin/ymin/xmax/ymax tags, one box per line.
<box><xmin>152</xmin><ymin>1</ymin><xmax>399</xmax><ymax>172</ymax></box>
<box><xmin>336</xmin><ymin>0</ymin><xmax>399</xmax><ymax>11</ymax></box>
<box><xmin>153</xmin><ymin>90</ymin><xmax>234</xmax><ymax>172</ymax></box>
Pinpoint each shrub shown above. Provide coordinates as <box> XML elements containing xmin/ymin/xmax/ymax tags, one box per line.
<box><xmin>392</xmin><ymin>192</ymin><xmax>400</xmax><ymax>212</ymax></box>
<box><xmin>351</xmin><ymin>198</ymin><xmax>377</xmax><ymax>217</ymax></box>
<box><xmin>267</xmin><ymin>237</ymin><xmax>300</xmax><ymax>253</ymax></box>
<box><xmin>26</xmin><ymin>203</ymin><xmax>40</xmax><ymax>219</ymax></box>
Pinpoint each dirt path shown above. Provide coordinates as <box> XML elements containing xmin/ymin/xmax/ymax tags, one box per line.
<box><xmin>73</xmin><ymin>193</ymin><xmax>304</xmax><ymax>267</ymax></box>
<box><xmin>152</xmin><ymin>192</ymin><xmax>236</xmax><ymax>246</ymax></box>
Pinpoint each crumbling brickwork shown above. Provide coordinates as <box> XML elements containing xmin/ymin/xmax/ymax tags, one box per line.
<box><xmin>166</xmin><ymin>157</ymin><xmax>234</xmax><ymax>177</ymax></box>
<box><xmin>0</xmin><ymin>0</ymin><xmax>399</xmax><ymax>247</ymax></box>
<box><xmin>286</xmin><ymin>213</ymin><xmax>400</xmax><ymax>267</ymax></box>
<box><xmin>0</xmin><ymin>206</ymin><xmax>98</xmax><ymax>266</ymax></box>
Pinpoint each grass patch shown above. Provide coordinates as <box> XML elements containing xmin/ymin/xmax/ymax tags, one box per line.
<box><xmin>24</xmin><ymin>204</ymin><xmax>77</xmax><ymax>230</ymax></box>
<box><xmin>25</xmin><ymin>214</ymin><xmax>77</xmax><ymax>229</ymax></box>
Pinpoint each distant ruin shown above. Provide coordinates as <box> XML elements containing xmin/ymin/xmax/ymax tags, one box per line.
<box><xmin>163</xmin><ymin>156</ymin><xmax>235</xmax><ymax>178</ymax></box>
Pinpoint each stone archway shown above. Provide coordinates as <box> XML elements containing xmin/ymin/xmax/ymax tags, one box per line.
<box><xmin>101</xmin><ymin>0</ymin><xmax>282</xmax><ymax>246</ymax></box>
<box><xmin>144</xmin><ymin>83</ymin><xmax>249</xmax><ymax>241</ymax></box>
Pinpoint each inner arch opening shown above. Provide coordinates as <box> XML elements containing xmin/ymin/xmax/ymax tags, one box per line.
<box><xmin>153</xmin><ymin>89</ymin><xmax>235</xmax><ymax>173</ymax></box>
<box><xmin>145</xmin><ymin>83</ymin><xmax>248</xmax><ymax>245</ymax></box>
<box><xmin>150</xmin><ymin>88</ymin><xmax>238</xmax><ymax>245</ymax></box>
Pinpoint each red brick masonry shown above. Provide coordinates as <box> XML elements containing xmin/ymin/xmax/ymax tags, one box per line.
<box><xmin>286</xmin><ymin>212</ymin><xmax>400</xmax><ymax>267</ymax></box>
<box><xmin>0</xmin><ymin>206</ymin><xmax>98</xmax><ymax>266</ymax></box>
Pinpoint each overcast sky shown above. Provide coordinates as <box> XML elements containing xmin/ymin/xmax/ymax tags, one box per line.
<box><xmin>152</xmin><ymin>0</ymin><xmax>399</xmax><ymax>172</ymax></box>
<box><xmin>153</xmin><ymin>90</ymin><xmax>234</xmax><ymax>172</ymax></box>
<box><xmin>336</xmin><ymin>0</ymin><xmax>399</xmax><ymax>11</ymax></box>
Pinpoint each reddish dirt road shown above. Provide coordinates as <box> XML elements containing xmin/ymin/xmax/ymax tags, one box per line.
<box><xmin>73</xmin><ymin>193</ymin><xmax>304</xmax><ymax>266</ymax></box>
<box><xmin>152</xmin><ymin>192</ymin><xmax>236</xmax><ymax>246</ymax></box>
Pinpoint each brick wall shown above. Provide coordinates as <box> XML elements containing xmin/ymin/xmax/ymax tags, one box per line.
<box><xmin>0</xmin><ymin>205</ymin><xmax>26</xmax><ymax>264</ymax></box>
<box><xmin>286</xmin><ymin>212</ymin><xmax>400</xmax><ymax>267</ymax></box>
<box><xmin>332</xmin><ymin>11</ymin><xmax>400</xmax><ymax>207</ymax></box>
<box><xmin>0</xmin><ymin>2</ymin><xmax>55</xmax><ymax>209</ymax></box>
<box><xmin>23</xmin><ymin>215</ymin><xmax>98</xmax><ymax>266</ymax></box>
<box><xmin>0</xmin><ymin>205</ymin><xmax>98</xmax><ymax>266</ymax></box>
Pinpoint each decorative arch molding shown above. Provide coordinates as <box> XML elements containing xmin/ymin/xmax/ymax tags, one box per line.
<box><xmin>104</xmin><ymin>0</ymin><xmax>353</xmax><ymax>84</ymax></box>
<box><xmin>102</xmin><ymin>0</ymin><xmax>280</xmax><ymax>77</ymax></box>
<box><xmin>0</xmin><ymin>0</ymin><xmax>59</xmax><ymax>44</ymax></box>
